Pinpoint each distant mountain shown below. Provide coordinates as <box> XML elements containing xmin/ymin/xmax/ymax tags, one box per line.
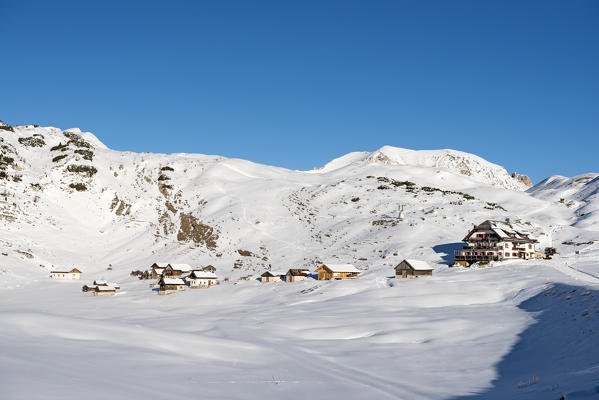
<box><xmin>528</xmin><ymin>173</ymin><xmax>599</xmax><ymax>229</ymax></box>
<box><xmin>0</xmin><ymin>120</ymin><xmax>596</xmax><ymax>287</ymax></box>
<box><xmin>317</xmin><ymin>145</ymin><xmax>529</xmax><ymax>191</ymax></box>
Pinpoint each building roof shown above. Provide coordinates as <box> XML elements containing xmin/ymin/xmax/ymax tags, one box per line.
<box><xmin>94</xmin><ymin>280</ymin><xmax>108</xmax><ymax>285</ymax></box>
<box><xmin>152</xmin><ymin>263</ymin><xmax>170</xmax><ymax>269</ymax></box>
<box><xmin>168</xmin><ymin>263</ymin><xmax>193</xmax><ymax>271</ymax></box>
<box><xmin>401</xmin><ymin>259</ymin><xmax>433</xmax><ymax>271</ymax></box>
<box><xmin>321</xmin><ymin>264</ymin><xmax>360</xmax><ymax>273</ymax></box>
<box><xmin>464</xmin><ymin>220</ymin><xmax>537</xmax><ymax>243</ymax></box>
<box><xmin>287</xmin><ymin>268</ymin><xmax>310</xmax><ymax>276</ymax></box>
<box><xmin>52</xmin><ymin>269</ymin><xmax>81</xmax><ymax>274</ymax></box>
<box><xmin>161</xmin><ymin>277</ymin><xmax>185</xmax><ymax>285</ymax></box>
<box><xmin>96</xmin><ymin>285</ymin><xmax>117</xmax><ymax>291</ymax></box>
<box><xmin>261</xmin><ymin>271</ymin><xmax>286</xmax><ymax>277</ymax></box>
<box><xmin>189</xmin><ymin>270</ymin><xmax>217</xmax><ymax>279</ymax></box>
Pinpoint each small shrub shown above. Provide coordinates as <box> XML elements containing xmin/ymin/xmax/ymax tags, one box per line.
<box><xmin>63</xmin><ymin>132</ymin><xmax>92</xmax><ymax>148</ymax></box>
<box><xmin>66</xmin><ymin>164</ymin><xmax>97</xmax><ymax>177</ymax></box>
<box><xmin>52</xmin><ymin>154</ymin><xmax>68</xmax><ymax>163</ymax></box>
<box><xmin>51</xmin><ymin>142</ymin><xmax>69</xmax><ymax>151</ymax></box>
<box><xmin>0</xmin><ymin>155</ymin><xmax>14</xmax><ymax>169</ymax></box>
<box><xmin>18</xmin><ymin>136</ymin><xmax>46</xmax><ymax>147</ymax></box>
<box><xmin>160</xmin><ymin>166</ymin><xmax>174</xmax><ymax>171</ymax></box>
<box><xmin>69</xmin><ymin>183</ymin><xmax>87</xmax><ymax>191</ymax></box>
<box><xmin>74</xmin><ymin>149</ymin><xmax>93</xmax><ymax>161</ymax></box>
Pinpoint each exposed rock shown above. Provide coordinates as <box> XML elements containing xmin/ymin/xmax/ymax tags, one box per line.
<box><xmin>512</xmin><ymin>172</ymin><xmax>533</xmax><ymax>188</ymax></box>
<box><xmin>177</xmin><ymin>213</ymin><xmax>219</xmax><ymax>250</ymax></box>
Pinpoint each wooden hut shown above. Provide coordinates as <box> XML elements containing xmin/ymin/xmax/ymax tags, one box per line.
<box><xmin>150</xmin><ymin>263</ymin><xmax>169</xmax><ymax>279</ymax></box>
<box><xmin>158</xmin><ymin>277</ymin><xmax>186</xmax><ymax>294</ymax></box>
<box><xmin>286</xmin><ymin>268</ymin><xmax>310</xmax><ymax>282</ymax></box>
<box><xmin>185</xmin><ymin>270</ymin><xmax>218</xmax><ymax>288</ymax></box>
<box><xmin>261</xmin><ymin>271</ymin><xmax>285</xmax><ymax>283</ymax></box>
<box><xmin>315</xmin><ymin>264</ymin><xmax>360</xmax><ymax>280</ymax></box>
<box><xmin>202</xmin><ymin>265</ymin><xmax>216</xmax><ymax>273</ymax></box>
<box><xmin>50</xmin><ymin>268</ymin><xmax>82</xmax><ymax>280</ymax></box>
<box><xmin>93</xmin><ymin>285</ymin><xmax>117</xmax><ymax>296</ymax></box>
<box><xmin>395</xmin><ymin>259</ymin><xmax>433</xmax><ymax>278</ymax></box>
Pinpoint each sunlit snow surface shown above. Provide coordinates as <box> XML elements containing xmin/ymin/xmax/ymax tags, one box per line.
<box><xmin>0</xmin><ymin>124</ymin><xmax>598</xmax><ymax>399</ymax></box>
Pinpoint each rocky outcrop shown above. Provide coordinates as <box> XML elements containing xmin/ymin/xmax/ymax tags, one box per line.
<box><xmin>512</xmin><ymin>173</ymin><xmax>533</xmax><ymax>188</ymax></box>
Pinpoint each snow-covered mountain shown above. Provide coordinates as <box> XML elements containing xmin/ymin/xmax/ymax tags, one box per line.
<box><xmin>317</xmin><ymin>145</ymin><xmax>531</xmax><ymax>191</ymax></box>
<box><xmin>1</xmin><ymin>120</ymin><xmax>598</xmax><ymax>400</ymax></box>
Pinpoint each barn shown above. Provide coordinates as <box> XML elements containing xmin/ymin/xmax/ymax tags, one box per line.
<box><xmin>286</xmin><ymin>269</ymin><xmax>310</xmax><ymax>282</ymax></box>
<box><xmin>261</xmin><ymin>271</ymin><xmax>285</xmax><ymax>283</ymax></box>
<box><xmin>315</xmin><ymin>264</ymin><xmax>360</xmax><ymax>280</ymax></box>
<box><xmin>395</xmin><ymin>259</ymin><xmax>433</xmax><ymax>278</ymax></box>
<box><xmin>50</xmin><ymin>268</ymin><xmax>82</xmax><ymax>280</ymax></box>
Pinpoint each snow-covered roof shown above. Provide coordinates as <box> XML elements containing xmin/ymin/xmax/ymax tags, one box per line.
<box><xmin>402</xmin><ymin>259</ymin><xmax>433</xmax><ymax>271</ymax></box>
<box><xmin>94</xmin><ymin>280</ymin><xmax>108</xmax><ymax>285</ymax></box>
<box><xmin>153</xmin><ymin>263</ymin><xmax>169</xmax><ymax>269</ymax></box>
<box><xmin>168</xmin><ymin>263</ymin><xmax>193</xmax><ymax>271</ymax></box>
<box><xmin>96</xmin><ymin>285</ymin><xmax>116</xmax><ymax>291</ymax></box>
<box><xmin>52</xmin><ymin>269</ymin><xmax>81</xmax><ymax>274</ymax></box>
<box><xmin>287</xmin><ymin>268</ymin><xmax>310</xmax><ymax>275</ymax></box>
<box><xmin>261</xmin><ymin>271</ymin><xmax>286</xmax><ymax>277</ymax></box>
<box><xmin>322</xmin><ymin>264</ymin><xmax>360</xmax><ymax>273</ymax></box>
<box><xmin>189</xmin><ymin>270</ymin><xmax>217</xmax><ymax>279</ymax></box>
<box><xmin>161</xmin><ymin>278</ymin><xmax>185</xmax><ymax>285</ymax></box>
<box><xmin>494</xmin><ymin>228</ymin><xmax>509</xmax><ymax>238</ymax></box>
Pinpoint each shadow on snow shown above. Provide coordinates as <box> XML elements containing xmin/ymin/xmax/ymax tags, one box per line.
<box><xmin>451</xmin><ymin>283</ymin><xmax>599</xmax><ymax>400</ymax></box>
<box><xmin>433</xmin><ymin>242</ymin><xmax>465</xmax><ymax>265</ymax></box>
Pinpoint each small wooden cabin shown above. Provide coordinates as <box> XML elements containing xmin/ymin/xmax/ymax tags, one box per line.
<box><xmin>185</xmin><ymin>270</ymin><xmax>218</xmax><ymax>288</ymax></box>
<box><xmin>51</xmin><ymin>268</ymin><xmax>82</xmax><ymax>280</ymax></box>
<box><xmin>286</xmin><ymin>268</ymin><xmax>310</xmax><ymax>282</ymax></box>
<box><xmin>93</xmin><ymin>285</ymin><xmax>117</xmax><ymax>296</ymax></box>
<box><xmin>162</xmin><ymin>266</ymin><xmax>182</xmax><ymax>277</ymax></box>
<box><xmin>315</xmin><ymin>264</ymin><xmax>360</xmax><ymax>280</ymax></box>
<box><xmin>202</xmin><ymin>265</ymin><xmax>216</xmax><ymax>273</ymax></box>
<box><xmin>150</xmin><ymin>263</ymin><xmax>169</xmax><ymax>279</ymax></box>
<box><xmin>261</xmin><ymin>271</ymin><xmax>285</xmax><ymax>283</ymax></box>
<box><xmin>158</xmin><ymin>277</ymin><xmax>186</xmax><ymax>294</ymax></box>
<box><xmin>395</xmin><ymin>259</ymin><xmax>433</xmax><ymax>278</ymax></box>
<box><xmin>238</xmin><ymin>275</ymin><xmax>252</xmax><ymax>281</ymax></box>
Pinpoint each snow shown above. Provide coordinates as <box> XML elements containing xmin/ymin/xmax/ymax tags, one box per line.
<box><xmin>322</xmin><ymin>263</ymin><xmax>360</xmax><ymax>273</ymax></box>
<box><xmin>0</xmin><ymin>124</ymin><xmax>598</xmax><ymax>399</ymax></box>
<box><xmin>403</xmin><ymin>259</ymin><xmax>433</xmax><ymax>270</ymax></box>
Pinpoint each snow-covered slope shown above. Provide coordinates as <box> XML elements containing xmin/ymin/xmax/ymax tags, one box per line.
<box><xmin>528</xmin><ymin>173</ymin><xmax>599</xmax><ymax>234</ymax></box>
<box><xmin>1</xmin><ymin>121</ymin><xmax>598</xmax><ymax>400</ymax></box>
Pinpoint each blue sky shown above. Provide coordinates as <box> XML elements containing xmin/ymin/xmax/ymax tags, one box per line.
<box><xmin>1</xmin><ymin>1</ymin><xmax>597</xmax><ymax>183</ymax></box>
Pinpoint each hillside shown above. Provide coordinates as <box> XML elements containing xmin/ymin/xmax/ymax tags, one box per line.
<box><xmin>1</xmin><ymin>121</ymin><xmax>598</xmax><ymax>400</ymax></box>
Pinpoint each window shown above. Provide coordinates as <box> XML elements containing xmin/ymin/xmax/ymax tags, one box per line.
<box><xmin>528</xmin><ymin>244</ymin><xmax>532</xmax><ymax>249</ymax></box>
<box><xmin>512</xmin><ymin>253</ymin><xmax>517</xmax><ymax>257</ymax></box>
<box><xmin>505</xmin><ymin>243</ymin><xmax>509</xmax><ymax>248</ymax></box>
